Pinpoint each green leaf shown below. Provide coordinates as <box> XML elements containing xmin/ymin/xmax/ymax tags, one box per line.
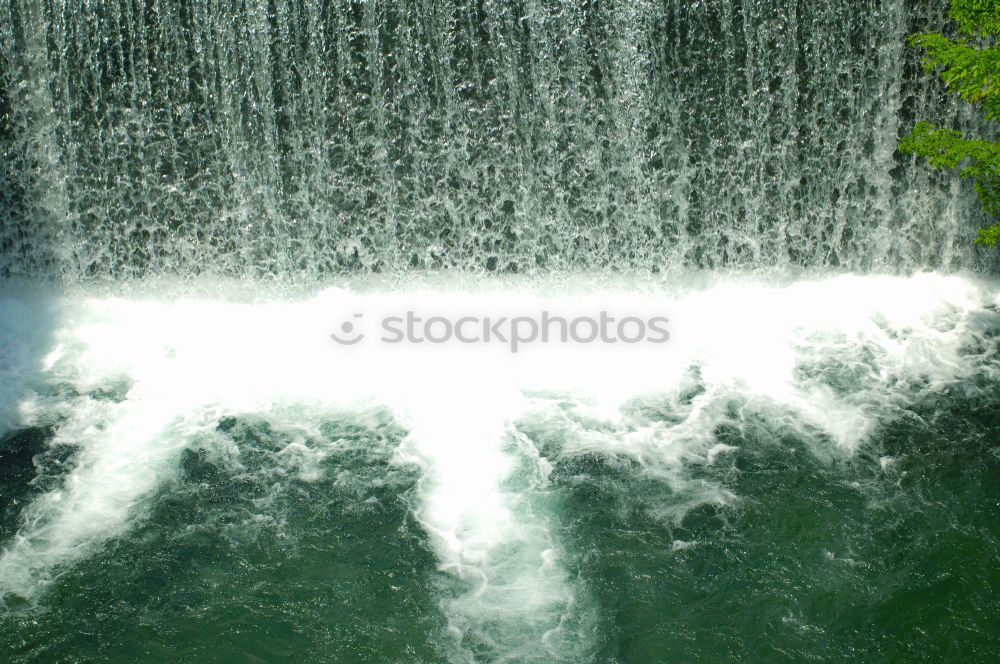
<box><xmin>900</xmin><ymin>0</ymin><xmax>1000</xmax><ymax>247</ymax></box>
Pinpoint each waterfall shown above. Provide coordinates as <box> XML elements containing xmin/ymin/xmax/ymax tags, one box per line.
<box><xmin>2</xmin><ymin>4</ymin><xmax>1000</xmax><ymax>662</ymax></box>
<box><xmin>0</xmin><ymin>0</ymin><xmax>993</xmax><ymax>280</ymax></box>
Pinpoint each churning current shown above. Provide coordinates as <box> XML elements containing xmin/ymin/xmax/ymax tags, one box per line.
<box><xmin>0</xmin><ymin>1</ymin><xmax>999</xmax><ymax>663</ymax></box>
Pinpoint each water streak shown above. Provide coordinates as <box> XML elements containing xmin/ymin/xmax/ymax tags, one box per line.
<box><xmin>0</xmin><ymin>0</ymin><xmax>994</xmax><ymax>279</ymax></box>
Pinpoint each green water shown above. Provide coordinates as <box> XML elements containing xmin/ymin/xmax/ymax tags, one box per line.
<box><xmin>1</xmin><ymin>385</ymin><xmax>997</xmax><ymax>662</ymax></box>
<box><xmin>1</xmin><ymin>411</ymin><xmax>451</xmax><ymax>662</ymax></box>
<box><xmin>545</xmin><ymin>390</ymin><xmax>1000</xmax><ymax>662</ymax></box>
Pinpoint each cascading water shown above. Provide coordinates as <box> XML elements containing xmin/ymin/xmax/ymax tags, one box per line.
<box><xmin>0</xmin><ymin>0</ymin><xmax>996</xmax><ymax>278</ymax></box>
<box><xmin>0</xmin><ymin>1</ymin><xmax>998</xmax><ymax>663</ymax></box>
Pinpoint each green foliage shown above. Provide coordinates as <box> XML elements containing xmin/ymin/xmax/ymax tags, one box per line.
<box><xmin>899</xmin><ymin>0</ymin><xmax>1000</xmax><ymax>247</ymax></box>
<box><xmin>949</xmin><ymin>0</ymin><xmax>1000</xmax><ymax>37</ymax></box>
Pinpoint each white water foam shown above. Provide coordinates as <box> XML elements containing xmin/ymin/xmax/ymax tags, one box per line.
<box><xmin>0</xmin><ymin>272</ymin><xmax>996</xmax><ymax>658</ymax></box>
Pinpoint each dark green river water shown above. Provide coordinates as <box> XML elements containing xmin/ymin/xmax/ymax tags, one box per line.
<box><xmin>0</xmin><ymin>276</ymin><xmax>997</xmax><ymax>662</ymax></box>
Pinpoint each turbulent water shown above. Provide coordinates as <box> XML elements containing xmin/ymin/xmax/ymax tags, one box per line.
<box><xmin>0</xmin><ymin>0</ymin><xmax>997</xmax><ymax>278</ymax></box>
<box><xmin>0</xmin><ymin>273</ymin><xmax>997</xmax><ymax>662</ymax></box>
<box><xmin>1</xmin><ymin>0</ymin><xmax>1000</xmax><ymax>662</ymax></box>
